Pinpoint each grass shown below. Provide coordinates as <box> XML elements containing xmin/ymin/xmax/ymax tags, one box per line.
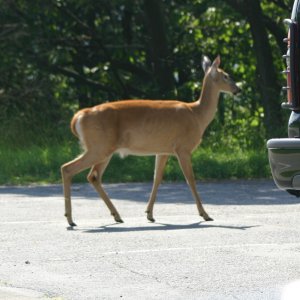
<box><xmin>0</xmin><ymin>139</ymin><xmax>271</xmax><ymax>185</ymax></box>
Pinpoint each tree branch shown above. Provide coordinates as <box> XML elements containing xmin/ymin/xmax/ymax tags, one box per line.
<box><xmin>52</xmin><ymin>66</ymin><xmax>114</xmax><ymax>92</ymax></box>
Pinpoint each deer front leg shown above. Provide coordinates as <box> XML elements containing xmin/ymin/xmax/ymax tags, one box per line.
<box><xmin>87</xmin><ymin>161</ymin><xmax>123</xmax><ymax>223</ymax></box>
<box><xmin>176</xmin><ymin>151</ymin><xmax>213</xmax><ymax>221</ymax></box>
<box><xmin>145</xmin><ymin>155</ymin><xmax>169</xmax><ymax>222</ymax></box>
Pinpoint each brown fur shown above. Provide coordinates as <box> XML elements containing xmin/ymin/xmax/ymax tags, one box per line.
<box><xmin>61</xmin><ymin>56</ymin><xmax>240</xmax><ymax>226</ymax></box>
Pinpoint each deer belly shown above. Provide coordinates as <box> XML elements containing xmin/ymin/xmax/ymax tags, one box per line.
<box><xmin>115</xmin><ymin>127</ymin><xmax>184</xmax><ymax>157</ymax></box>
<box><xmin>116</xmin><ymin>138</ymin><xmax>175</xmax><ymax>157</ymax></box>
<box><xmin>116</xmin><ymin>147</ymin><xmax>172</xmax><ymax>158</ymax></box>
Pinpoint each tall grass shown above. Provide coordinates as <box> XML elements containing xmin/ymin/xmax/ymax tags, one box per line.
<box><xmin>0</xmin><ymin>138</ymin><xmax>270</xmax><ymax>185</ymax></box>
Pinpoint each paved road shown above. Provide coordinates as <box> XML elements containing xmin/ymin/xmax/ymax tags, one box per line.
<box><xmin>0</xmin><ymin>180</ymin><xmax>300</xmax><ymax>300</ymax></box>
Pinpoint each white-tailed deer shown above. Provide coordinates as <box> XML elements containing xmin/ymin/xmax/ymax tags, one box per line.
<box><xmin>61</xmin><ymin>55</ymin><xmax>240</xmax><ymax>226</ymax></box>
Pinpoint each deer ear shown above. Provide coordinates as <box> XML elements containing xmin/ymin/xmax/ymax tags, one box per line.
<box><xmin>212</xmin><ymin>55</ymin><xmax>221</xmax><ymax>69</ymax></box>
<box><xmin>210</xmin><ymin>55</ymin><xmax>221</xmax><ymax>78</ymax></box>
<box><xmin>202</xmin><ymin>56</ymin><xmax>211</xmax><ymax>74</ymax></box>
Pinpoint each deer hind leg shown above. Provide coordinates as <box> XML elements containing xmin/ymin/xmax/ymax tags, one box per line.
<box><xmin>176</xmin><ymin>151</ymin><xmax>213</xmax><ymax>221</ymax></box>
<box><xmin>61</xmin><ymin>151</ymin><xmax>100</xmax><ymax>227</ymax></box>
<box><xmin>87</xmin><ymin>159</ymin><xmax>123</xmax><ymax>223</ymax></box>
<box><xmin>145</xmin><ymin>154</ymin><xmax>169</xmax><ymax>222</ymax></box>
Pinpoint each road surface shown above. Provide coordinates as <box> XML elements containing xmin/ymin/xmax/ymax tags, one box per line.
<box><xmin>0</xmin><ymin>180</ymin><xmax>300</xmax><ymax>299</ymax></box>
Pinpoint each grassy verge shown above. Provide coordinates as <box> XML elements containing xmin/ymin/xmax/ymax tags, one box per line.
<box><xmin>0</xmin><ymin>140</ymin><xmax>271</xmax><ymax>185</ymax></box>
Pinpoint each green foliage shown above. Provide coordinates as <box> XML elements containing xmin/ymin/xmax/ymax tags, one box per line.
<box><xmin>0</xmin><ymin>139</ymin><xmax>270</xmax><ymax>185</ymax></box>
<box><xmin>0</xmin><ymin>0</ymin><xmax>292</xmax><ymax>183</ymax></box>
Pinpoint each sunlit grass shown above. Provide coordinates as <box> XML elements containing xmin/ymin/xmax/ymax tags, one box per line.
<box><xmin>0</xmin><ymin>139</ymin><xmax>270</xmax><ymax>185</ymax></box>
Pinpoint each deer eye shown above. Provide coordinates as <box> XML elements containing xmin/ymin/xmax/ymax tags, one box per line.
<box><xmin>224</xmin><ymin>74</ymin><xmax>229</xmax><ymax>81</ymax></box>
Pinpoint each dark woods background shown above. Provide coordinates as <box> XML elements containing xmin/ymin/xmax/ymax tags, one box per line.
<box><xmin>0</xmin><ymin>0</ymin><xmax>294</xmax><ymax>149</ymax></box>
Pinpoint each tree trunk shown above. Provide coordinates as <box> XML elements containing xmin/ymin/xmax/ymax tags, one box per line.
<box><xmin>246</xmin><ymin>0</ymin><xmax>283</xmax><ymax>137</ymax></box>
<box><xmin>225</xmin><ymin>0</ymin><xmax>284</xmax><ymax>138</ymax></box>
<box><xmin>143</xmin><ymin>0</ymin><xmax>175</xmax><ymax>98</ymax></box>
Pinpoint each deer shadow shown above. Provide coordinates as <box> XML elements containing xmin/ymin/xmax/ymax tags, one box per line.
<box><xmin>69</xmin><ymin>222</ymin><xmax>259</xmax><ymax>233</ymax></box>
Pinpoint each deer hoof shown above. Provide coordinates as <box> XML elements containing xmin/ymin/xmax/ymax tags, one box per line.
<box><xmin>200</xmin><ymin>213</ymin><xmax>213</xmax><ymax>221</ymax></box>
<box><xmin>111</xmin><ymin>212</ymin><xmax>123</xmax><ymax>223</ymax></box>
<box><xmin>146</xmin><ymin>211</ymin><xmax>155</xmax><ymax>222</ymax></box>
<box><xmin>147</xmin><ymin>216</ymin><xmax>155</xmax><ymax>223</ymax></box>
<box><xmin>68</xmin><ymin>221</ymin><xmax>77</xmax><ymax>227</ymax></box>
<box><xmin>114</xmin><ymin>216</ymin><xmax>124</xmax><ymax>223</ymax></box>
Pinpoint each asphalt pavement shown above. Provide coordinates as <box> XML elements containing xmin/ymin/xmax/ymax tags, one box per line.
<box><xmin>0</xmin><ymin>180</ymin><xmax>300</xmax><ymax>300</ymax></box>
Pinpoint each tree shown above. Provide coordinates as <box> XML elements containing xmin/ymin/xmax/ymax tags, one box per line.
<box><xmin>0</xmin><ymin>0</ymin><xmax>294</xmax><ymax>146</ymax></box>
<box><xmin>143</xmin><ymin>0</ymin><xmax>175</xmax><ymax>97</ymax></box>
<box><xmin>223</xmin><ymin>0</ymin><xmax>285</xmax><ymax>137</ymax></box>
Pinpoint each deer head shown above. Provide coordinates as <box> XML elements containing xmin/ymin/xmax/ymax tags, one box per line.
<box><xmin>202</xmin><ymin>55</ymin><xmax>241</xmax><ymax>95</ymax></box>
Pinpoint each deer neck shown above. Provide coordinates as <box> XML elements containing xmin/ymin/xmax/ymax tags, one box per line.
<box><xmin>195</xmin><ymin>76</ymin><xmax>220</xmax><ymax>130</ymax></box>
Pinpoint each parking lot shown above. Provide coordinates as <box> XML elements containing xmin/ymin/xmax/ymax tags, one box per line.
<box><xmin>0</xmin><ymin>180</ymin><xmax>300</xmax><ymax>299</ymax></box>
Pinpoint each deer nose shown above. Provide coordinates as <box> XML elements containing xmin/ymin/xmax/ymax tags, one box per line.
<box><xmin>233</xmin><ymin>87</ymin><xmax>241</xmax><ymax>95</ymax></box>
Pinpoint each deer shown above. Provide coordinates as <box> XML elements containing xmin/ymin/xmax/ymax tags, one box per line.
<box><xmin>61</xmin><ymin>55</ymin><xmax>241</xmax><ymax>227</ymax></box>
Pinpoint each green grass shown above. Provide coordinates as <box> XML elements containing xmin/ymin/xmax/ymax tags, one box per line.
<box><xmin>0</xmin><ymin>140</ymin><xmax>271</xmax><ymax>185</ymax></box>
